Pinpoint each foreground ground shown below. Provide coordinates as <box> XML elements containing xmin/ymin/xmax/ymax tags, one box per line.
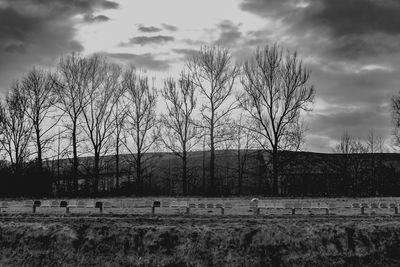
<box><xmin>2</xmin><ymin>213</ymin><xmax>400</xmax><ymax>266</ymax></box>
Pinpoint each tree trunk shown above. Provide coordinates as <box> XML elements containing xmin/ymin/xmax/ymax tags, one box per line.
<box><xmin>202</xmin><ymin>137</ymin><xmax>206</xmax><ymax>195</ymax></box>
<box><xmin>72</xmin><ymin>122</ymin><xmax>79</xmax><ymax>195</ymax></box>
<box><xmin>36</xmin><ymin>127</ymin><xmax>42</xmax><ymax>171</ymax></box>
<box><xmin>116</xmin><ymin>137</ymin><xmax>120</xmax><ymax>190</ymax></box>
<box><xmin>272</xmin><ymin>145</ymin><xmax>279</xmax><ymax>196</ymax></box>
<box><xmin>93</xmin><ymin>149</ymin><xmax>100</xmax><ymax>196</ymax></box>
<box><xmin>182</xmin><ymin>151</ymin><xmax>187</xmax><ymax>196</ymax></box>
<box><xmin>238</xmin><ymin>149</ymin><xmax>242</xmax><ymax>196</ymax></box>
<box><xmin>136</xmin><ymin>152</ymin><xmax>142</xmax><ymax>196</ymax></box>
<box><xmin>209</xmin><ymin>125</ymin><xmax>215</xmax><ymax>196</ymax></box>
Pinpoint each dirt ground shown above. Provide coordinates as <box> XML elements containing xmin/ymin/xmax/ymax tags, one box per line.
<box><xmin>2</xmin><ymin>213</ymin><xmax>400</xmax><ymax>266</ymax></box>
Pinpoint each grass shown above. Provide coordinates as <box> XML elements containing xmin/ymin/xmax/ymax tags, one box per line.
<box><xmin>2</xmin><ymin>214</ymin><xmax>400</xmax><ymax>266</ymax></box>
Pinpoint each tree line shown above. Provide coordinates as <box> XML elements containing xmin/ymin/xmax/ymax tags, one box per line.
<box><xmin>1</xmin><ymin>43</ymin><xmax>398</xmax><ymax>198</ymax></box>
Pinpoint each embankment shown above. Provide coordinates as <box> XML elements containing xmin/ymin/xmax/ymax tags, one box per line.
<box><xmin>1</xmin><ymin>215</ymin><xmax>400</xmax><ymax>266</ymax></box>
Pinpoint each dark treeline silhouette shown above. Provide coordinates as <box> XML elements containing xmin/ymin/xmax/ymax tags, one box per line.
<box><xmin>1</xmin><ymin>149</ymin><xmax>400</xmax><ymax>198</ymax></box>
<box><xmin>1</xmin><ymin>43</ymin><xmax>400</xmax><ymax>198</ymax></box>
<box><xmin>0</xmin><ymin>160</ymin><xmax>52</xmax><ymax>198</ymax></box>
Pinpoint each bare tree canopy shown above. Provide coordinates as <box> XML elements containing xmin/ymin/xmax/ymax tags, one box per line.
<box><xmin>121</xmin><ymin>66</ymin><xmax>157</xmax><ymax>195</ymax></box>
<box><xmin>0</xmin><ymin>83</ymin><xmax>32</xmax><ymax>175</ymax></box>
<box><xmin>114</xmin><ymin>88</ymin><xmax>129</xmax><ymax>190</ymax></box>
<box><xmin>187</xmin><ymin>46</ymin><xmax>239</xmax><ymax>195</ymax></box>
<box><xmin>53</xmin><ymin>53</ymin><xmax>92</xmax><ymax>193</ymax></box>
<box><xmin>239</xmin><ymin>44</ymin><xmax>315</xmax><ymax>195</ymax></box>
<box><xmin>392</xmin><ymin>94</ymin><xmax>400</xmax><ymax>149</ymax></box>
<box><xmin>232</xmin><ymin>114</ymin><xmax>256</xmax><ymax>196</ymax></box>
<box><xmin>80</xmin><ymin>54</ymin><xmax>123</xmax><ymax>195</ymax></box>
<box><xmin>333</xmin><ymin>131</ymin><xmax>368</xmax><ymax>196</ymax></box>
<box><xmin>159</xmin><ymin>71</ymin><xmax>198</xmax><ymax>195</ymax></box>
<box><xmin>20</xmin><ymin>68</ymin><xmax>57</xmax><ymax>170</ymax></box>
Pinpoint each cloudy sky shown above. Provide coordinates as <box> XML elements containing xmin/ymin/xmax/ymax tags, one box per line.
<box><xmin>1</xmin><ymin>0</ymin><xmax>399</xmax><ymax>152</ymax></box>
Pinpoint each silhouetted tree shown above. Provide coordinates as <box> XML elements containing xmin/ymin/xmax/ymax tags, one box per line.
<box><xmin>187</xmin><ymin>46</ymin><xmax>239</xmax><ymax>196</ymax></box>
<box><xmin>392</xmin><ymin>94</ymin><xmax>400</xmax><ymax>148</ymax></box>
<box><xmin>114</xmin><ymin>94</ymin><xmax>128</xmax><ymax>190</ymax></box>
<box><xmin>233</xmin><ymin>114</ymin><xmax>256</xmax><ymax>195</ymax></box>
<box><xmin>239</xmin><ymin>44</ymin><xmax>315</xmax><ymax>196</ymax></box>
<box><xmin>53</xmin><ymin>53</ymin><xmax>91</xmax><ymax>193</ymax></box>
<box><xmin>80</xmin><ymin>55</ymin><xmax>122</xmax><ymax>195</ymax></box>
<box><xmin>0</xmin><ymin>83</ymin><xmax>32</xmax><ymax>177</ymax></box>
<box><xmin>121</xmin><ymin>66</ymin><xmax>157</xmax><ymax>195</ymax></box>
<box><xmin>334</xmin><ymin>131</ymin><xmax>368</xmax><ymax>196</ymax></box>
<box><xmin>159</xmin><ymin>71</ymin><xmax>198</xmax><ymax>195</ymax></box>
<box><xmin>366</xmin><ymin>129</ymin><xmax>385</xmax><ymax>195</ymax></box>
<box><xmin>21</xmin><ymin>68</ymin><xmax>57</xmax><ymax>171</ymax></box>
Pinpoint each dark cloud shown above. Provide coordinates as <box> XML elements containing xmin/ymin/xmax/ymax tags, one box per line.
<box><xmin>2</xmin><ymin>0</ymin><xmax>119</xmax><ymax>19</ymax></box>
<box><xmin>309</xmin><ymin>0</ymin><xmax>400</xmax><ymax>37</ymax></box>
<box><xmin>240</xmin><ymin>0</ymin><xmax>299</xmax><ymax>19</ymax></box>
<box><xmin>120</xmin><ymin>35</ymin><xmax>175</xmax><ymax>46</ymax></box>
<box><xmin>307</xmin><ymin>106</ymin><xmax>391</xmax><ymax>146</ymax></box>
<box><xmin>162</xmin><ymin>24</ymin><xmax>178</xmax><ymax>32</ymax></box>
<box><xmin>0</xmin><ymin>0</ymin><xmax>118</xmax><ymax>93</ymax></box>
<box><xmin>239</xmin><ymin>0</ymin><xmax>400</xmax><ymax>59</ymax></box>
<box><xmin>138</xmin><ymin>25</ymin><xmax>162</xmax><ymax>33</ymax></box>
<box><xmin>328</xmin><ymin>33</ymin><xmax>400</xmax><ymax>59</ymax></box>
<box><xmin>214</xmin><ymin>20</ymin><xmax>242</xmax><ymax>47</ymax></box>
<box><xmin>307</xmin><ymin>60</ymin><xmax>399</xmax><ymax>106</ymax></box>
<box><xmin>301</xmin><ymin>60</ymin><xmax>398</xmax><ymax>151</ymax></box>
<box><xmin>104</xmin><ymin>53</ymin><xmax>171</xmax><ymax>71</ymax></box>
<box><xmin>84</xmin><ymin>14</ymin><xmax>110</xmax><ymax>23</ymax></box>
<box><xmin>239</xmin><ymin>0</ymin><xmax>400</xmax><ymax>150</ymax></box>
<box><xmin>102</xmin><ymin>0</ymin><xmax>119</xmax><ymax>9</ymax></box>
<box><xmin>4</xmin><ymin>44</ymin><xmax>26</xmax><ymax>54</ymax></box>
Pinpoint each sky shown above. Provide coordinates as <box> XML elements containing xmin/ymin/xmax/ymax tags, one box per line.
<box><xmin>0</xmin><ymin>0</ymin><xmax>399</xmax><ymax>153</ymax></box>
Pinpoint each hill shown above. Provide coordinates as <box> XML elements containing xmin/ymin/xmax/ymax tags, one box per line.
<box><xmin>42</xmin><ymin>149</ymin><xmax>400</xmax><ymax>197</ymax></box>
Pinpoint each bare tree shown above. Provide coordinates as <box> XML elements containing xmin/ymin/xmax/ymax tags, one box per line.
<box><xmin>335</xmin><ymin>130</ymin><xmax>353</xmax><ymax>154</ymax></box>
<box><xmin>158</xmin><ymin>71</ymin><xmax>198</xmax><ymax>195</ymax></box>
<box><xmin>53</xmin><ymin>53</ymin><xmax>91</xmax><ymax>193</ymax></box>
<box><xmin>392</xmin><ymin>94</ymin><xmax>400</xmax><ymax>148</ymax></box>
<box><xmin>80</xmin><ymin>55</ymin><xmax>122</xmax><ymax>195</ymax></box>
<box><xmin>334</xmin><ymin>131</ymin><xmax>368</xmax><ymax>196</ymax></box>
<box><xmin>187</xmin><ymin>46</ymin><xmax>239</xmax><ymax>195</ymax></box>
<box><xmin>114</xmin><ymin>96</ymin><xmax>128</xmax><ymax>190</ymax></box>
<box><xmin>0</xmin><ymin>83</ymin><xmax>32</xmax><ymax>176</ymax></box>
<box><xmin>233</xmin><ymin>114</ymin><xmax>256</xmax><ymax>195</ymax></box>
<box><xmin>121</xmin><ymin>67</ymin><xmax>157</xmax><ymax>196</ymax></box>
<box><xmin>366</xmin><ymin>129</ymin><xmax>385</xmax><ymax>195</ymax></box>
<box><xmin>239</xmin><ymin>44</ymin><xmax>315</xmax><ymax>196</ymax></box>
<box><xmin>367</xmin><ymin>130</ymin><xmax>384</xmax><ymax>154</ymax></box>
<box><xmin>20</xmin><ymin>68</ymin><xmax>57</xmax><ymax>171</ymax></box>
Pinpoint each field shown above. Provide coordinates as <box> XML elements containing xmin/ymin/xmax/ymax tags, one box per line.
<box><xmin>2</xmin><ymin>198</ymin><xmax>400</xmax><ymax>266</ymax></box>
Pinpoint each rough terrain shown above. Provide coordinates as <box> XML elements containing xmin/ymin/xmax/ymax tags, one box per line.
<box><xmin>1</xmin><ymin>213</ymin><xmax>400</xmax><ymax>266</ymax></box>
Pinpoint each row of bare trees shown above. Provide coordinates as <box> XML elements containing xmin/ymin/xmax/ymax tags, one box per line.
<box><xmin>332</xmin><ymin>130</ymin><xmax>387</xmax><ymax>196</ymax></box>
<box><xmin>0</xmin><ymin>44</ymin><xmax>315</xmax><ymax>197</ymax></box>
